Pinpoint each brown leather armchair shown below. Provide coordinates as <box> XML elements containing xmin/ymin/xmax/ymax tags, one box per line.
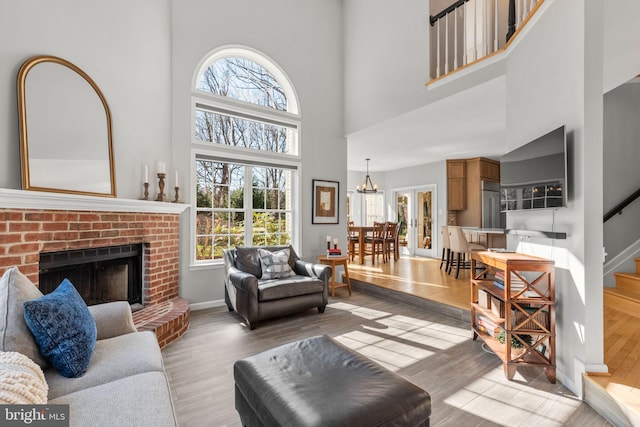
<box><xmin>223</xmin><ymin>245</ymin><xmax>331</xmax><ymax>330</ymax></box>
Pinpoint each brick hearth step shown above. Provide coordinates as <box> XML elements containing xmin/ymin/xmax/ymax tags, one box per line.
<box><xmin>132</xmin><ymin>297</ymin><xmax>190</xmax><ymax>348</ymax></box>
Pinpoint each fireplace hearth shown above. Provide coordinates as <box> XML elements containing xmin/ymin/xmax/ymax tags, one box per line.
<box><xmin>39</xmin><ymin>244</ymin><xmax>143</xmax><ymax>308</ymax></box>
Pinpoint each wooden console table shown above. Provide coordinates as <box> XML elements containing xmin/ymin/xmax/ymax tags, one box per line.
<box><xmin>470</xmin><ymin>251</ymin><xmax>556</xmax><ymax>383</ymax></box>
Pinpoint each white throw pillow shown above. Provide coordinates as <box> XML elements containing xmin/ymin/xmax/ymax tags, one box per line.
<box><xmin>258</xmin><ymin>249</ymin><xmax>295</xmax><ymax>280</ymax></box>
<box><xmin>0</xmin><ymin>351</ymin><xmax>48</xmax><ymax>404</ymax></box>
<box><xmin>0</xmin><ymin>267</ymin><xmax>48</xmax><ymax>368</ymax></box>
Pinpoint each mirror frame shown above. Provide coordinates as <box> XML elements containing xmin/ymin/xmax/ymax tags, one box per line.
<box><xmin>17</xmin><ymin>55</ymin><xmax>117</xmax><ymax>197</ymax></box>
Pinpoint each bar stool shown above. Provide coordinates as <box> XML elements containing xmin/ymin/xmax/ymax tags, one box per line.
<box><xmin>448</xmin><ymin>226</ymin><xmax>486</xmax><ymax>279</ymax></box>
<box><xmin>440</xmin><ymin>226</ymin><xmax>450</xmax><ymax>271</ymax></box>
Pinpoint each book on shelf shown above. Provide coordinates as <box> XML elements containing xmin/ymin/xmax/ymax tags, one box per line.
<box><xmin>477</xmin><ymin>315</ymin><xmax>500</xmax><ymax>337</ymax></box>
<box><xmin>477</xmin><ymin>322</ymin><xmax>500</xmax><ymax>338</ymax></box>
<box><xmin>476</xmin><ymin>324</ymin><xmax>494</xmax><ymax>337</ymax></box>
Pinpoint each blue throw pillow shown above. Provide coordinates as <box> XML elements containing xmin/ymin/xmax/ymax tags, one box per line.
<box><xmin>23</xmin><ymin>279</ymin><xmax>97</xmax><ymax>378</ymax></box>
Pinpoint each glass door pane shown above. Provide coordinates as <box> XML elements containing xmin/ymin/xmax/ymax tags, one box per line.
<box><xmin>415</xmin><ymin>189</ymin><xmax>434</xmax><ymax>257</ymax></box>
<box><xmin>396</xmin><ymin>193</ymin><xmax>410</xmax><ymax>256</ymax></box>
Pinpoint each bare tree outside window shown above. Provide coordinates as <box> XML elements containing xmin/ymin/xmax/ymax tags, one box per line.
<box><xmin>193</xmin><ymin>54</ymin><xmax>298</xmax><ymax>263</ymax></box>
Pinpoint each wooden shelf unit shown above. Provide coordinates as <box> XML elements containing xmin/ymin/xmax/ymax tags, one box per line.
<box><xmin>470</xmin><ymin>251</ymin><xmax>556</xmax><ymax>383</ymax></box>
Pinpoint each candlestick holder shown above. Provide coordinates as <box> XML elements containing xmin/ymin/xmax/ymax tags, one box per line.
<box><xmin>155</xmin><ymin>173</ymin><xmax>167</xmax><ymax>202</ymax></box>
<box><xmin>142</xmin><ymin>182</ymin><xmax>149</xmax><ymax>200</ymax></box>
<box><xmin>327</xmin><ymin>241</ymin><xmax>331</xmax><ymax>250</ymax></box>
<box><xmin>172</xmin><ymin>186</ymin><xmax>182</xmax><ymax>203</ymax></box>
<box><xmin>334</xmin><ymin>244</ymin><xmax>338</xmax><ymax>250</ymax></box>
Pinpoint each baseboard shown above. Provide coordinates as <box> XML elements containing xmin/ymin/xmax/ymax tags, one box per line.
<box><xmin>349</xmin><ymin>278</ymin><xmax>470</xmax><ymax>325</ymax></box>
<box><xmin>584</xmin><ymin>376</ymin><xmax>635</xmax><ymax>427</ymax></box>
<box><xmin>604</xmin><ymin>238</ymin><xmax>640</xmax><ymax>280</ymax></box>
<box><xmin>190</xmin><ymin>299</ymin><xmax>226</xmax><ymax>311</ymax></box>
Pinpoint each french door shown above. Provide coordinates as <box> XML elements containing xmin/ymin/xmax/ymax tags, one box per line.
<box><xmin>395</xmin><ymin>185</ymin><xmax>437</xmax><ymax>258</ymax></box>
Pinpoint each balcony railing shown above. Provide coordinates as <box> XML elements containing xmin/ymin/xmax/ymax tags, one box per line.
<box><xmin>429</xmin><ymin>0</ymin><xmax>543</xmax><ymax>82</ymax></box>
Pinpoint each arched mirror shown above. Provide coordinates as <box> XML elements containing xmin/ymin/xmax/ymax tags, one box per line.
<box><xmin>17</xmin><ymin>56</ymin><xmax>117</xmax><ymax>197</ymax></box>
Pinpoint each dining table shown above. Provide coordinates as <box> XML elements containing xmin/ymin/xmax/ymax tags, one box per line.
<box><xmin>350</xmin><ymin>225</ymin><xmax>373</xmax><ymax>265</ymax></box>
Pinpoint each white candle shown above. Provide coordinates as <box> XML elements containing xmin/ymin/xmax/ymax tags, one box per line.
<box><xmin>157</xmin><ymin>161</ymin><xmax>166</xmax><ymax>174</ymax></box>
<box><xmin>175</xmin><ymin>171</ymin><xmax>179</xmax><ymax>188</ymax></box>
<box><xmin>333</xmin><ymin>238</ymin><xmax>338</xmax><ymax>245</ymax></box>
<box><xmin>143</xmin><ymin>164</ymin><xmax>149</xmax><ymax>183</ymax></box>
<box><xmin>326</xmin><ymin>235</ymin><xmax>331</xmax><ymax>242</ymax></box>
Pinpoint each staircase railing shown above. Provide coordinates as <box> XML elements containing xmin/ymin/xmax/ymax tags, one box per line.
<box><xmin>429</xmin><ymin>0</ymin><xmax>543</xmax><ymax>81</ymax></box>
<box><xmin>604</xmin><ymin>188</ymin><xmax>640</xmax><ymax>223</ymax></box>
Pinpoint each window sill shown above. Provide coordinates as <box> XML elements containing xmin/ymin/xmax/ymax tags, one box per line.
<box><xmin>189</xmin><ymin>262</ymin><xmax>224</xmax><ymax>271</ymax></box>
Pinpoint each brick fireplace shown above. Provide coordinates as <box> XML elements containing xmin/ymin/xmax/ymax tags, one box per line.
<box><xmin>0</xmin><ymin>189</ymin><xmax>189</xmax><ymax>348</ymax></box>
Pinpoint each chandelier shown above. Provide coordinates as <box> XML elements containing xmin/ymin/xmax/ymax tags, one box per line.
<box><xmin>356</xmin><ymin>158</ymin><xmax>378</xmax><ymax>193</ymax></box>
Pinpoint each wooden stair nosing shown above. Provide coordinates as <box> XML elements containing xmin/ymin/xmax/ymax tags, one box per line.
<box><xmin>614</xmin><ymin>272</ymin><xmax>640</xmax><ymax>281</ymax></box>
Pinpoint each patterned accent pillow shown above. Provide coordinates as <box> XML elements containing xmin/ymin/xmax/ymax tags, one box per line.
<box><xmin>258</xmin><ymin>248</ymin><xmax>296</xmax><ymax>280</ymax></box>
<box><xmin>23</xmin><ymin>279</ymin><xmax>97</xmax><ymax>378</ymax></box>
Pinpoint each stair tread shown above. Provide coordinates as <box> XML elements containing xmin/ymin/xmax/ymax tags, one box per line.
<box><xmin>604</xmin><ymin>286</ymin><xmax>640</xmax><ymax>301</ymax></box>
<box><xmin>613</xmin><ymin>272</ymin><xmax>640</xmax><ymax>279</ymax></box>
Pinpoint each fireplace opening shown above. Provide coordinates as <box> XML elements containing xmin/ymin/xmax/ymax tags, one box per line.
<box><xmin>39</xmin><ymin>244</ymin><xmax>143</xmax><ymax>308</ymax></box>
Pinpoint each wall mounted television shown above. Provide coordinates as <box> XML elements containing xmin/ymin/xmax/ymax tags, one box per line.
<box><xmin>500</xmin><ymin>125</ymin><xmax>567</xmax><ymax>211</ymax></box>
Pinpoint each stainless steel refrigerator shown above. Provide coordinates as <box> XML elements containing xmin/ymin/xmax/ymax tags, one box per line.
<box><xmin>482</xmin><ymin>181</ymin><xmax>505</xmax><ymax>229</ymax></box>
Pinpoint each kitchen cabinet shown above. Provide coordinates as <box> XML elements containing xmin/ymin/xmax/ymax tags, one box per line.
<box><xmin>446</xmin><ymin>160</ymin><xmax>466</xmax><ymax>211</ymax></box>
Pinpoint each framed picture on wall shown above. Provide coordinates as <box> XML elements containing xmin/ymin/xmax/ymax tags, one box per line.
<box><xmin>312</xmin><ymin>179</ymin><xmax>339</xmax><ymax>224</ymax></box>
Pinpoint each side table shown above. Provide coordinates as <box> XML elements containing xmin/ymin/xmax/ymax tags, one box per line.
<box><xmin>316</xmin><ymin>255</ymin><xmax>352</xmax><ymax>297</ymax></box>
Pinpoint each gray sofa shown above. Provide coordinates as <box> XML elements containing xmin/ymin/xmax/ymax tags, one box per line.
<box><xmin>223</xmin><ymin>245</ymin><xmax>331</xmax><ymax>330</ymax></box>
<box><xmin>0</xmin><ymin>266</ymin><xmax>177</xmax><ymax>426</ymax></box>
<box><xmin>47</xmin><ymin>301</ymin><xmax>178</xmax><ymax>426</ymax></box>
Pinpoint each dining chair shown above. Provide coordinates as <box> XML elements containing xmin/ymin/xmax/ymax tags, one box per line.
<box><xmin>365</xmin><ymin>222</ymin><xmax>387</xmax><ymax>264</ymax></box>
<box><xmin>448</xmin><ymin>226</ymin><xmax>486</xmax><ymax>279</ymax></box>
<box><xmin>384</xmin><ymin>222</ymin><xmax>400</xmax><ymax>262</ymax></box>
<box><xmin>348</xmin><ymin>222</ymin><xmax>360</xmax><ymax>262</ymax></box>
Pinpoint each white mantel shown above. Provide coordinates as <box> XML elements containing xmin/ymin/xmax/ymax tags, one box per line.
<box><xmin>0</xmin><ymin>188</ymin><xmax>189</xmax><ymax>214</ymax></box>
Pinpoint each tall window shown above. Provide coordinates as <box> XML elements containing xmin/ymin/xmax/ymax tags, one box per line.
<box><xmin>192</xmin><ymin>48</ymin><xmax>300</xmax><ymax>263</ymax></box>
<box><xmin>364</xmin><ymin>193</ymin><xmax>384</xmax><ymax>225</ymax></box>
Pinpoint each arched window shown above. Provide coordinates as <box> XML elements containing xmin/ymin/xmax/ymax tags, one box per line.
<box><xmin>192</xmin><ymin>47</ymin><xmax>301</xmax><ymax>264</ymax></box>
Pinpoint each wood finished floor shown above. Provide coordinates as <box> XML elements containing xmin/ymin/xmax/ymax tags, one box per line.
<box><xmin>589</xmin><ymin>305</ymin><xmax>640</xmax><ymax>422</ymax></box>
<box><xmin>346</xmin><ymin>256</ymin><xmax>471</xmax><ymax>310</ymax></box>
<box><xmin>162</xmin><ymin>289</ymin><xmax>608</xmax><ymax>426</ymax></box>
<box><xmin>347</xmin><ymin>255</ymin><xmax>640</xmax><ymax>424</ymax></box>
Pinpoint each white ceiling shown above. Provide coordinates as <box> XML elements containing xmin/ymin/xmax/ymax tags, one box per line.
<box><xmin>346</xmin><ymin>76</ymin><xmax>508</xmax><ymax>172</ymax></box>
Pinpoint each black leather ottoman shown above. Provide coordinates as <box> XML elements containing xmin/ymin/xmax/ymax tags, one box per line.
<box><xmin>233</xmin><ymin>335</ymin><xmax>431</xmax><ymax>427</ymax></box>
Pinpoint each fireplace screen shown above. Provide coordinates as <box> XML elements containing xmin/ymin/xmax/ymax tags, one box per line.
<box><xmin>39</xmin><ymin>244</ymin><xmax>143</xmax><ymax>307</ymax></box>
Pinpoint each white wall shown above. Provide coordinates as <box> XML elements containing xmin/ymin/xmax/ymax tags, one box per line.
<box><xmin>344</xmin><ymin>0</ymin><xmax>430</xmax><ymax>135</ymax></box>
<box><xmin>504</xmin><ymin>0</ymin><xmax>605</xmax><ymax>395</ymax></box>
<box><xmin>603</xmin><ymin>82</ymin><xmax>640</xmax><ymax>264</ymax></box>
<box><xmin>170</xmin><ymin>0</ymin><xmax>346</xmax><ymax>306</ymax></box>
<box><xmin>603</xmin><ymin>0</ymin><xmax>640</xmax><ymax>93</ymax></box>
<box><xmin>0</xmin><ymin>0</ymin><xmax>173</xmax><ymax>199</ymax></box>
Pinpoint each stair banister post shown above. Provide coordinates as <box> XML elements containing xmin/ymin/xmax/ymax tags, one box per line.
<box><xmin>473</xmin><ymin>0</ymin><xmax>477</xmax><ymax>61</ymax></box>
<box><xmin>436</xmin><ymin>20</ymin><xmax>441</xmax><ymax>77</ymax></box>
<box><xmin>445</xmin><ymin>12</ymin><xmax>449</xmax><ymax>73</ymax></box>
<box><xmin>454</xmin><ymin>7</ymin><xmax>458</xmax><ymax>69</ymax></box>
<box><xmin>494</xmin><ymin>0</ymin><xmax>499</xmax><ymax>52</ymax></box>
<box><xmin>506</xmin><ymin>0</ymin><xmax>516</xmax><ymax>41</ymax></box>
<box><xmin>463</xmin><ymin>1</ymin><xmax>467</xmax><ymax>65</ymax></box>
<box><xmin>483</xmin><ymin>0</ymin><xmax>488</xmax><ymax>56</ymax></box>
